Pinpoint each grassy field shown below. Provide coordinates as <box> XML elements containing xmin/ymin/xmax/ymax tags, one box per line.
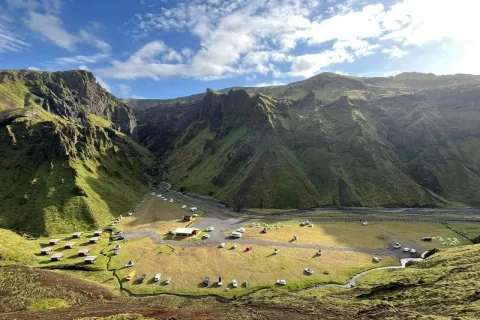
<box><xmin>121</xmin><ymin>195</ymin><xmax>204</xmax><ymax>239</ymax></box>
<box><xmin>32</xmin><ymin>232</ymin><xmax>110</xmax><ymax>269</ymax></box>
<box><xmin>234</xmin><ymin>221</ymin><xmax>472</xmax><ymax>251</ymax></box>
<box><xmin>446</xmin><ymin>223</ymin><xmax>480</xmax><ymax>239</ymax></box>
<box><xmin>109</xmin><ymin>238</ymin><xmax>397</xmax><ymax>297</ymax></box>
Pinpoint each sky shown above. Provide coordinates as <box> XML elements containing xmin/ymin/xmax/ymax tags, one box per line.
<box><xmin>0</xmin><ymin>0</ymin><xmax>479</xmax><ymax>99</ymax></box>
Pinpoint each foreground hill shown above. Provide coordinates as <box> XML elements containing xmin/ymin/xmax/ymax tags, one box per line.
<box><xmin>0</xmin><ymin>70</ymin><xmax>155</xmax><ymax>235</ymax></box>
<box><xmin>134</xmin><ymin>72</ymin><xmax>480</xmax><ymax>209</ymax></box>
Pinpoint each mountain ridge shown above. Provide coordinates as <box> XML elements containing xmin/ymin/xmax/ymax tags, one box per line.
<box><xmin>134</xmin><ymin>72</ymin><xmax>480</xmax><ymax>209</ymax></box>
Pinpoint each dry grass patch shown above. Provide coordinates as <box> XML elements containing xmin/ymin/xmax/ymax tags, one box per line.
<box><xmin>121</xmin><ymin>196</ymin><xmax>203</xmax><ymax>237</ymax></box>
<box><xmin>110</xmin><ymin>238</ymin><xmax>396</xmax><ymax>297</ymax></box>
<box><xmin>238</xmin><ymin>221</ymin><xmax>471</xmax><ymax>251</ymax></box>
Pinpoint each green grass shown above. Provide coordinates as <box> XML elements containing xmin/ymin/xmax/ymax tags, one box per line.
<box><xmin>33</xmin><ymin>232</ymin><xmax>110</xmax><ymax>270</ymax></box>
<box><xmin>109</xmin><ymin>238</ymin><xmax>397</xmax><ymax>298</ymax></box>
<box><xmin>0</xmin><ymin>106</ymin><xmax>154</xmax><ymax>235</ymax></box>
<box><xmin>0</xmin><ymin>228</ymin><xmax>40</xmax><ymax>265</ymax></box>
<box><xmin>29</xmin><ymin>298</ymin><xmax>69</xmax><ymax>310</ymax></box>
<box><xmin>236</xmin><ymin>221</ymin><xmax>471</xmax><ymax>251</ymax></box>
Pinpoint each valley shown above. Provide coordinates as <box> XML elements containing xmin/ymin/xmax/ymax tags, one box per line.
<box><xmin>0</xmin><ymin>70</ymin><xmax>480</xmax><ymax>319</ymax></box>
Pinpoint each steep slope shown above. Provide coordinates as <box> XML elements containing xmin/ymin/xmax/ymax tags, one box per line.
<box><xmin>0</xmin><ymin>70</ymin><xmax>136</xmax><ymax>136</ymax></box>
<box><xmin>135</xmin><ymin>73</ymin><xmax>480</xmax><ymax>209</ymax></box>
<box><xmin>0</xmin><ymin>70</ymin><xmax>155</xmax><ymax>235</ymax></box>
<box><xmin>137</xmin><ymin>89</ymin><xmax>446</xmax><ymax>209</ymax></box>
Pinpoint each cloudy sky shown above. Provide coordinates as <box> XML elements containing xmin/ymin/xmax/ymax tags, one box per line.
<box><xmin>1</xmin><ymin>0</ymin><xmax>479</xmax><ymax>99</ymax></box>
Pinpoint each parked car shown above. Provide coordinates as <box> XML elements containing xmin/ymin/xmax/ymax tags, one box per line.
<box><xmin>393</xmin><ymin>243</ymin><xmax>402</xmax><ymax>249</ymax></box>
<box><xmin>207</xmin><ymin>226</ymin><xmax>214</xmax><ymax>231</ymax></box>
<box><xmin>262</xmin><ymin>228</ymin><xmax>267</xmax><ymax>233</ymax></box>
<box><xmin>151</xmin><ymin>192</ymin><xmax>156</xmax><ymax>196</ymax></box>
<box><xmin>154</xmin><ymin>273</ymin><xmax>161</xmax><ymax>282</ymax></box>
<box><xmin>276</xmin><ymin>279</ymin><xmax>287</xmax><ymax>285</ymax></box>
<box><xmin>232</xmin><ymin>244</ymin><xmax>238</xmax><ymax>249</ymax></box>
<box><xmin>203</xmin><ymin>234</ymin><xmax>211</xmax><ymax>239</ymax></box>
<box><xmin>422</xmin><ymin>237</ymin><xmax>432</xmax><ymax>241</ymax></box>
<box><xmin>232</xmin><ymin>279</ymin><xmax>238</xmax><ymax>288</ymax></box>
<box><xmin>244</xmin><ymin>281</ymin><xmax>249</xmax><ymax>288</ymax></box>
<box><xmin>114</xmin><ymin>249</ymin><xmax>119</xmax><ymax>255</ymax></box>
<box><xmin>403</xmin><ymin>247</ymin><xmax>410</xmax><ymax>252</ymax></box>
<box><xmin>219</xmin><ymin>243</ymin><xmax>225</xmax><ymax>248</ymax></box>
<box><xmin>125</xmin><ymin>260</ymin><xmax>134</xmax><ymax>268</ymax></box>
<box><xmin>410</xmin><ymin>248</ymin><xmax>417</xmax><ymax>254</ymax></box>
<box><xmin>139</xmin><ymin>274</ymin><xmax>147</xmax><ymax>284</ymax></box>
<box><xmin>204</xmin><ymin>276</ymin><xmax>210</xmax><ymax>286</ymax></box>
<box><xmin>317</xmin><ymin>249</ymin><xmax>322</xmax><ymax>256</ymax></box>
<box><xmin>373</xmin><ymin>257</ymin><xmax>381</xmax><ymax>262</ymax></box>
<box><xmin>237</xmin><ymin>228</ymin><xmax>245</xmax><ymax>233</ymax></box>
<box><xmin>274</xmin><ymin>248</ymin><xmax>280</xmax><ymax>255</ymax></box>
<box><xmin>165</xmin><ymin>277</ymin><xmax>171</xmax><ymax>285</ymax></box>
<box><xmin>218</xmin><ymin>277</ymin><xmax>223</xmax><ymax>287</ymax></box>
<box><xmin>304</xmin><ymin>268</ymin><xmax>314</xmax><ymax>275</ymax></box>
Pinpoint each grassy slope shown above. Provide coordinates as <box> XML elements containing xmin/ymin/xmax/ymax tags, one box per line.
<box><xmin>0</xmin><ymin>107</ymin><xmax>154</xmax><ymax>235</ymax></box>
<box><xmin>155</xmin><ymin>90</ymin><xmax>445</xmax><ymax>209</ymax></box>
<box><xmin>0</xmin><ymin>228</ymin><xmax>39</xmax><ymax>265</ymax></box>
<box><xmin>0</xmin><ymin>265</ymin><xmax>114</xmax><ymax>313</ymax></box>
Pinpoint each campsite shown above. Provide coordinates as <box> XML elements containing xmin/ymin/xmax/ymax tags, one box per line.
<box><xmin>7</xmin><ymin>188</ymin><xmax>480</xmax><ymax>299</ymax></box>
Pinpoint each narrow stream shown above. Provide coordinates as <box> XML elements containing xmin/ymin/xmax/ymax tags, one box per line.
<box><xmin>298</xmin><ymin>258</ymin><xmax>423</xmax><ymax>292</ymax></box>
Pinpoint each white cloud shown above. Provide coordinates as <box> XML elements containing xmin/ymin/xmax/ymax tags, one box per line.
<box><xmin>78</xmin><ymin>64</ymin><xmax>89</xmax><ymax>70</ymax></box>
<box><xmin>0</xmin><ymin>23</ymin><xmax>30</xmax><ymax>54</ymax></box>
<box><xmin>78</xmin><ymin>30</ymin><xmax>111</xmax><ymax>53</ymax></box>
<box><xmin>118</xmin><ymin>84</ymin><xmax>132</xmax><ymax>97</ymax></box>
<box><xmin>25</xmin><ymin>12</ymin><xmax>77</xmax><ymax>50</ymax></box>
<box><xmin>96</xmin><ymin>76</ymin><xmax>111</xmax><ymax>92</ymax></box>
<box><xmin>6</xmin><ymin>0</ymin><xmax>62</xmax><ymax>14</ymax></box>
<box><xmin>381</xmin><ymin>46</ymin><xmax>408</xmax><ymax>59</ymax></box>
<box><xmin>288</xmin><ymin>49</ymin><xmax>354</xmax><ymax>78</ymax></box>
<box><xmin>56</xmin><ymin>53</ymin><xmax>109</xmax><ymax>65</ymax></box>
<box><xmin>103</xmin><ymin>0</ymin><xmax>480</xmax><ymax>81</ymax></box>
<box><xmin>25</xmin><ymin>12</ymin><xmax>111</xmax><ymax>53</ymax></box>
<box><xmin>253</xmin><ymin>80</ymin><xmax>285</xmax><ymax>87</ymax></box>
<box><xmin>163</xmin><ymin>49</ymin><xmax>183</xmax><ymax>62</ymax></box>
<box><xmin>27</xmin><ymin>66</ymin><xmax>41</xmax><ymax>70</ymax></box>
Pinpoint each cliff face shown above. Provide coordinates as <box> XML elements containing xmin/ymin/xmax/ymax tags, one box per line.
<box><xmin>0</xmin><ymin>70</ymin><xmax>137</xmax><ymax>137</ymax></box>
<box><xmin>135</xmin><ymin>73</ymin><xmax>480</xmax><ymax>209</ymax></box>
<box><xmin>0</xmin><ymin>70</ymin><xmax>154</xmax><ymax>235</ymax></box>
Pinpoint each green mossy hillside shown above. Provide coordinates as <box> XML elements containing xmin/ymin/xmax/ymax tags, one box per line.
<box><xmin>0</xmin><ymin>69</ymin><xmax>156</xmax><ymax>235</ymax></box>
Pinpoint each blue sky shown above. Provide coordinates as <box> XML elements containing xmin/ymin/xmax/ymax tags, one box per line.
<box><xmin>0</xmin><ymin>0</ymin><xmax>479</xmax><ymax>99</ymax></box>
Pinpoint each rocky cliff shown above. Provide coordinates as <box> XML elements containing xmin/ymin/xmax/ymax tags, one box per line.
<box><xmin>135</xmin><ymin>73</ymin><xmax>480</xmax><ymax>209</ymax></box>
<box><xmin>0</xmin><ymin>70</ymin><xmax>137</xmax><ymax>137</ymax></box>
<box><xmin>0</xmin><ymin>70</ymin><xmax>154</xmax><ymax>235</ymax></box>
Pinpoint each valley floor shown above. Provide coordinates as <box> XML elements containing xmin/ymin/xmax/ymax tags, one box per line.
<box><xmin>1</xmin><ymin>185</ymin><xmax>479</xmax><ymax>319</ymax></box>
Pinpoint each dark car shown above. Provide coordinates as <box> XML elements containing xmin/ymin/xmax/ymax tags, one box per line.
<box><xmin>110</xmin><ymin>235</ymin><xmax>125</xmax><ymax>241</ymax></box>
<box><xmin>204</xmin><ymin>276</ymin><xmax>210</xmax><ymax>286</ymax></box>
<box><xmin>139</xmin><ymin>274</ymin><xmax>147</xmax><ymax>284</ymax></box>
<box><xmin>422</xmin><ymin>237</ymin><xmax>433</xmax><ymax>241</ymax></box>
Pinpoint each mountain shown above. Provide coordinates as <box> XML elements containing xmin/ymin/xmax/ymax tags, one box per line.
<box><xmin>0</xmin><ymin>70</ymin><xmax>155</xmax><ymax>235</ymax></box>
<box><xmin>134</xmin><ymin>72</ymin><xmax>480</xmax><ymax>209</ymax></box>
<box><xmin>128</xmin><ymin>72</ymin><xmax>480</xmax><ymax>108</ymax></box>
